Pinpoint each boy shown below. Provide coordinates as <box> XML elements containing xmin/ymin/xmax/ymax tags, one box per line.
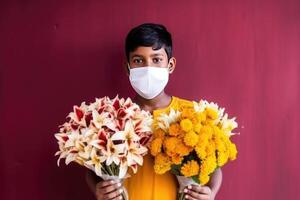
<box><xmin>86</xmin><ymin>23</ymin><xmax>222</xmax><ymax>200</ymax></box>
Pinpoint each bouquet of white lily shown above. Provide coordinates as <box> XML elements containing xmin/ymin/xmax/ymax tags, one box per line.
<box><xmin>54</xmin><ymin>96</ymin><xmax>153</xmax><ymax>199</ymax></box>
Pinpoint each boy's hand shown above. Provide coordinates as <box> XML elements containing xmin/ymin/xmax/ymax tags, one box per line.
<box><xmin>95</xmin><ymin>179</ymin><xmax>124</xmax><ymax>200</ymax></box>
<box><xmin>183</xmin><ymin>184</ymin><xmax>215</xmax><ymax>200</ymax></box>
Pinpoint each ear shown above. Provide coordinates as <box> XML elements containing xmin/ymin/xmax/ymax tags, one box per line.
<box><xmin>168</xmin><ymin>57</ymin><xmax>176</xmax><ymax>74</ymax></box>
<box><xmin>123</xmin><ymin>61</ymin><xmax>130</xmax><ymax>76</ymax></box>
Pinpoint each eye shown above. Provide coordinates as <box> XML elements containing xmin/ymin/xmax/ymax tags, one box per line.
<box><xmin>153</xmin><ymin>57</ymin><xmax>163</xmax><ymax>63</ymax></box>
<box><xmin>133</xmin><ymin>58</ymin><xmax>143</xmax><ymax>64</ymax></box>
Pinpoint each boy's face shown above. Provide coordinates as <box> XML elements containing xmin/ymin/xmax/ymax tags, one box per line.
<box><xmin>128</xmin><ymin>46</ymin><xmax>176</xmax><ymax>72</ymax></box>
<box><xmin>126</xmin><ymin>46</ymin><xmax>176</xmax><ymax>99</ymax></box>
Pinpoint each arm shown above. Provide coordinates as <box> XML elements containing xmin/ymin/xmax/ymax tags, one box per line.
<box><xmin>207</xmin><ymin>168</ymin><xmax>222</xmax><ymax>198</ymax></box>
<box><xmin>85</xmin><ymin>169</ymin><xmax>100</xmax><ymax>194</ymax></box>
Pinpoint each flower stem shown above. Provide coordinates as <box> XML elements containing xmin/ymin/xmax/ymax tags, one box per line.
<box><xmin>178</xmin><ymin>192</ymin><xmax>185</xmax><ymax>200</ymax></box>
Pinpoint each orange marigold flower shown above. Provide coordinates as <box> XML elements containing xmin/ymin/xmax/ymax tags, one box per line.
<box><xmin>180</xmin><ymin>160</ymin><xmax>200</xmax><ymax>177</ymax></box>
<box><xmin>153</xmin><ymin>128</ymin><xmax>166</xmax><ymax>139</ymax></box>
<box><xmin>171</xmin><ymin>154</ymin><xmax>184</xmax><ymax>165</ymax></box>
<box><xmin>154</xmin><ymin>153</ymin><xmax>171</xmax><ymax>174</ymax></box>
<box><xmin>168</xmin><ymin>123</ymin><xmax>181</xmax><ymax>136</ymax></box>
<box><xmin>175</xmin><ymin>141</ymin><xmax>192</xmax><ymax>156</ymax></box>
<box><xmin>184</xmin><ymin>131</ymin><xmax>199</xmax><ymax>147</ymax></box>
<box><xmin>150</xmin><ymin>138</ymin><xmax>163</xmax><ymax>156</ymax></box>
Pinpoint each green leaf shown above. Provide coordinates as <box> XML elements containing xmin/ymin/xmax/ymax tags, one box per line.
<box><xmin>171</xmin><ymin>164</ymin><xmax>182</xmax><ymax>175</ymax></box>
<box><xmin>191</xmin><ymin>175</ymin><xmax>200</xmax><ymax>184</ymax></box>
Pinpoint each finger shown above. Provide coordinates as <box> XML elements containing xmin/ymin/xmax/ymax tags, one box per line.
<box><xmin>102</xmin><ymin>182</ymin><xmax>122</xmax><ymax>194</ymax></box>
<box><xmin>103</xmin><ymin>188</ymin><xmax>123</xmax><ymax>200</ymax></box>
<box><xmin>184</xmin><ymin>194</ymin><xmax>197</xmax><ymax>200</ymax></box>
<box><xmin>186</xmin><ymin>191</ymin><xmax>209</xmax><ymax>200</ymax></box>
<box><xmin>184</xmin><ymin>188</ymin><xmax>210</xmax><ymax>200</ymax></box>
<box><xmin>97</xmin><ymin>179</ymin><xmax>121</xmax><ymax>189</ymax></box>
<box><xmin>112</xmin><ymin>194</ymin><xmax>123</xmax><ymax>200</ymax></box>
<box><xmin>188</xmin><ymin>185</ymin><xmax>212</xmax><ymax>195</ymax></box>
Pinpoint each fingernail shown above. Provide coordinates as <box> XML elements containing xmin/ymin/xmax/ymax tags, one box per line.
<box><xmin>184</xmin><ymin>189</ymin><xmax>188</xmax><ymax>193</ymax></box>
<box><xmin>188</xmin><ymin>185</ymin><xmax>192</xmax><ymax>189</ymax></box>
<box><xmin>185</xmin><ymin>195</ymin><xmax>189</xmax><ymax>199</ymax></box>
<box><xmin>110</xmin><ymin>180</ymin><xmax>114</xmax><ymax>184</ymax></box>
<box><xmin>117</xmin><ymin>183</ymin><xmax>121</xmax><ymax>187</ymax></box>
<box><xmin>119</xmin><ymin>197</ymin><xmax>122</xmax><ymax>200</ymax></box>
<box><xmin>119</xmin><ymin>189</ymin><xmax>123</xmax><ymax>193</ymax></box>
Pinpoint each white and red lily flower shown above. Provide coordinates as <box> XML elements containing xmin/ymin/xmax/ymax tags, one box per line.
<box><xmin>111</xmin><ymin>121</ymin><xmax>141</xmax><ymax>147</ymax></box>
<box><xmin>55</xmin><ymin>95</ymin><xmax>153</xmax><ymax>180</ymax></box>
<box><xmin>84</xmin><ymin>147</ymin><xmax>103</xmax><ymax>176</ymax></box>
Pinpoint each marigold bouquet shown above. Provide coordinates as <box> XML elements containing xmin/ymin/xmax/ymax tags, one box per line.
<box><xmin>54</xmin><ymin>96</ymin><xmax>152</xmax><ymax>199</ymax></box>
<box><xmin>150</xmin><ymin>100</ymin><xmax>238</xmax><ymax>199</ymax></box>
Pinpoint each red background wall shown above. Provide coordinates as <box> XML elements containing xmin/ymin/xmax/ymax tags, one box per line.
<box><xmin>1</xmin><ymin>0</ymin><xmax>299</xmax><ymax>199</ymax></box>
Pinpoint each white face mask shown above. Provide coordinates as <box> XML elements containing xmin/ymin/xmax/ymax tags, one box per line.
<box><xmin>129</xmin><ymin>66</ymin><xmax>169</xmax><ymax>99</ymax></box>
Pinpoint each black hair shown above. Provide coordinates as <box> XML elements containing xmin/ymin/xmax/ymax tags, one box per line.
<box><xmin>125</xmin><ymin>23</ymin><xmax>173</xmax><ymax>61</ymax></box>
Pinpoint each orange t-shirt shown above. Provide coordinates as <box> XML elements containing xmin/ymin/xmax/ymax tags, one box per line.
<box><xmin>123</xmin><ymin>96</ymin><xmax>193</xmax><ymax>200</ymax></box>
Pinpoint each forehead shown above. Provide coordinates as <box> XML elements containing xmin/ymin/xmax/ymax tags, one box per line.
<box><xmin>129</xmin><ymin>46</ymin><xmax>167</xmax><ymax>58</ymax></box>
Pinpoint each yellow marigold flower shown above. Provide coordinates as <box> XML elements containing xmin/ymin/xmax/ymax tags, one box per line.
<box><xmin>195</xmin><ymin>145</ymin><xmax>207</xmax><ymax>160</ymax></box>
<box><xmin>168</xmin><ymin>123</ymin><xmax>181</xmax><ymax>136</ymax></box>
<box><xmin>217</xmin><ymin>151</ymin><xmax>229</xmax><ymax>167</ymax></box>
<box><xmin>171</xmin><ymin>154</ymin><xmax>184</xmax><ymax>165</ymax></box>
<box><xmin>205</xmin><ymin>119</ymin><xmax>215</xmax><ymax>126</ymax></box>
<box><xmin>199</xmin><ymin>173</ymin><xmax>210</xmax><ymax>185</ymax></box>
<box><xmin>205</xmin><ymin>141</ymin><xmax>216</xmax><ymax>156</ymax></box>
<box><xmin>164</xmin><ymin>137</ymin><xmax>180</xmax><ymax>152</ymax></box>
<box><xmin>222</xmin><ymin>135</ymin><xmax>231</xmax><ymax>148</ymax></box>
<box><xmin>213</xmin><ymin>127</ymin><xmax>225</xmax><ymax>138</ymax></box>
<box><xmin>153</xmin><ymin>128</ymin><xmax>166</xmax><ymax>139</ymax></box>
<box><xmin>205</xmin><ymin>155</ymin><xmax>217</xmax><ymax>173</ymax></box>
<box><xmin>200</xmin><ymin>162</ymin><xmax>209</xmax><ymax>175</ymax></box>
<box><xmin>206</xmin><ymin>108</ymin><xmax>218</xmax><ymax>120</ymax></box>
<box><xmin>200</xmin><ymin>126</ymin><xmax>213</xmax><ymax>140</ymax></box>
<box><xmin>196</xmin><ymin>112</ymin><xmax>206</xmax><ymax>122</ymax></box>
<box><xmin>180</xmin><ymin>119</ymin><xmax>193</xmax><ymax>132</ymax></box>
<box><xmin>150</xmin><ymin>138</ymin><xmax>163</xmax><ymax>156</ymax></box>
<box><xmin>229</xmin><ymin>143</ymin><xmax>238</xmax><ymax>160</ymax></box>
<box><xmin>215</xmin><ymin>138</ymin><xmax>226</xmax><ymax>152</ymax></box>
<box><xmin>181</xmin><ymin>108</ymin><xmax>195</xmax><ymax>119</ymax></box>
<box><xmin>201</xmin><ymin>125</ymin><xmax>213</xmax><ymax>134</ymax></box>
<box><xmin>200</xmin><ymin>157</ymin><xmax>216</xmax><ymax>176</ymax></box>
<box><xmin>180</xmin><ymin>160</ymin><xmax>199</xmax><ymax>177</ymax></box>
<box><xmin>198</xmin><ymin>133</ymin><xmax>209</xmax><ymax>144</ymax></box>
<box><xmin>154</xmin><ymin>153</ymin><xmax>171</xmax><ymax>174</ymax></box>
<box><xmin>212</xmin><ymin>126</ymin><xmax>222</xmax><ymax>136</ymax></box>
<box><xmin>194</xmin><ymin>123</ymin><xmax>202</xmax><ymax>133</ymax></box>
<box><xmin>184</xmin><ymin>131</ymin><xmax>199</xmax><ymax>147</ymax></box>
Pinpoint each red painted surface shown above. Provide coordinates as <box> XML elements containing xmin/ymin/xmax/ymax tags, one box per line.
<box><xmin>1</xmin><ymin>0</ymin><xmax>299</xmax><ymax>199</ymax></box>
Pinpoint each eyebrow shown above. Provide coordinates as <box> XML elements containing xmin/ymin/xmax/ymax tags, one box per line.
<box><xmin>131</xmin><ymin>53</ymin><xmax>164</xmax><ymax>58</ymax></box>
<box><xmin>151</xmin><ymin>53</ymin><xmax>164</xmax><ymax>57</ymax></box>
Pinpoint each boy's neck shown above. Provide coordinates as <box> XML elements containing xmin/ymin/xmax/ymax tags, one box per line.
<box><xmin>133</xmin><ymin>92</ymin><xmax>172</xmax><ymax>113</ymax></box>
